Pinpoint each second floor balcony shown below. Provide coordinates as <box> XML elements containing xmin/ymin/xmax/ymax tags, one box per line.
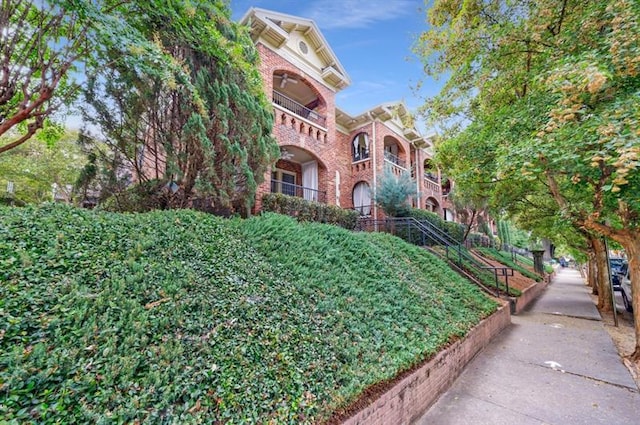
<box><xmin>384</xmin><ymin>151</ymin><xmax>407</xmax><ymax>176</ymax></box>
<box><xmin>273</xmin><ymin>91</ymin><xmax>327</xmax><ymax>128</ymax></box>
<box><xmin>423</xmin><ymin>175</ymin><xmax>441</xmax><ymax>194</ymax></box>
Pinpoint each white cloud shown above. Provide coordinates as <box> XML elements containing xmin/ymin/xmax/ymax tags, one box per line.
<box><xmin>304</xmin><ymin>0</ymin><xmax>417</xmax><ymax>29</ymax></box>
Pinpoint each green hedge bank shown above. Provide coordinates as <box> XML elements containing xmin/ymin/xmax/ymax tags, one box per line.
<box><xmin>0</xmin><ymin>205</ymin><xmax>498</xmax><ymax>424</ymax></box>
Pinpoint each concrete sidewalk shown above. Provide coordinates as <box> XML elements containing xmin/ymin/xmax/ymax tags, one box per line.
<box><xmin>416</xmin><ymin>268</ymin><xmax>640</xmax><ymax>425</ymax></box>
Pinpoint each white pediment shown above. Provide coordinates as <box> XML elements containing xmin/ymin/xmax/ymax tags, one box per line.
<box><xmin>240</xmin><ymin>8</ymin><xmax>351</xmax><ymax>91</ymax></box>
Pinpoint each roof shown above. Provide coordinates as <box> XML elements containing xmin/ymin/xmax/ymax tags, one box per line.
<box><xmin>240</xmin><ymin>8</ymin><xmax>351</xmax><ymax>91</ymax></box>
<box><xmin>336</xmin><ymin>102</ymin><xmax>432</xmax><ymax>149</ymax></box>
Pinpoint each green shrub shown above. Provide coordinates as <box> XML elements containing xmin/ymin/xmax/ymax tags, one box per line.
<box><xmin>406</xmin><ymin>208</ymin><xmax>465</xmax><ymax>243</ymax></box>
<box><xmin>466</xmin><ymin>232</ymin><xmax>492</xmax><ymax>247</ymax></box>
<box><xmin>374</xmin><ymin>167</ymin><xmax>416</xmax><ymax>217</ymax></box>
<box><xmin>0</xmin><ymin>205</ymin><xmax>498</xmax><ymax>423</ymax></box>
<box><xmin>444</xmin><ymin>221</ymin><xmax>465</xmax><ymax>243</ymax></box>
<box><xmin>407</xmin><ymin>208</ymin><xmax>444</xmax><ymax>226</ymax></box>
<box><xmin>98</xmin><ymin>179</ymin><xmax>170</xmax><ymax>212</ymax></box>
<box><xmin>261</xmin><ymin>192</ymin><xmax>358</xmax><ymax>229</ymax></box>
<box><xmin>0</xmin><ymin>196</ymin><xmax>26</xmax><ymax>207</ymax></box>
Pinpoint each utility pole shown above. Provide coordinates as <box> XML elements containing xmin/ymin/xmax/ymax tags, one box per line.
<box><xmin>603</xmin><ymin>238</ymin><xmax>618</xmax><ymax>327</ymax></box>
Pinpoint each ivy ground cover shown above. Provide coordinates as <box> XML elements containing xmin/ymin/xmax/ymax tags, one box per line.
<box><xmin>1</xmin><ymin>205</ymin><xmax>498</xmax><ymax>424</ymax></box>
<box><xmin>476</xmin><ymin>248</ymin><xmax>550</xmax><ymax>280</ymax></box>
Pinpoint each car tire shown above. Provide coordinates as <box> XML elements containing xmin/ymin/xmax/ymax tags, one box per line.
<box><xmin>622</xmin><ymin>291</ymin><xmax>633</xmax><ymax>313</ymax></box>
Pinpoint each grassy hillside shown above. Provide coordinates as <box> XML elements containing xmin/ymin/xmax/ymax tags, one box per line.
<box><xmin>475</xmin><ymin>247</ymin><xmax>546</xmax><ymax>281</ymax></box>
<box><xmin>0</xmin><ymin>205</ymin><xmax>498</xmax><ymax>424</ymax></box>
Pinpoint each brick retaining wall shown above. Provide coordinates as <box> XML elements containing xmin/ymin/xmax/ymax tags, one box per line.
<box><xmin>341</xmin><ymin>302</ymin><xmax>511</xmax><ymax>425</ymax></box>
<box><xmin>512</xmin><ymin>278</ymin><xmax>550</xmax><ymax>314</ymax></box>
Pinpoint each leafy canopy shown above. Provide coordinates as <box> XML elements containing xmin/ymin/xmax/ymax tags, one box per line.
<box><xmin>0</xmin><ymin>131</ymin><xmax>85</xmax><ymax>203</ymax></box>
<box><xmin>80</xmin><ymin>0</ymin><xmax>279</xmax><ymax>212</ymax></box>
<box><xmin>416</xmin><ymin>0</ymin><xmax>640</xmax><ymax>358</ymax></box>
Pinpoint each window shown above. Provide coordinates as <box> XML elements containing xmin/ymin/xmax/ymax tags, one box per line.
<box><xmin>424</xmin><ymin>159</ymin><xmax>438</xmax><ymax>182</ymax></box>
<box><xmin>271</xmin><ymin>169</ymin><xmax>297</xmax><ymax>196</ymax></box>
<box><xmin>352</xmin><ymin>133</ymin><xmax>369</xmax><ymax>162</ymax></box>
<box><xmin>425</xmin><ymin>197</ymin><xmax>439</xmax><ymax>213</ymax></box>
<box><xmin>353</xmin><ymin>181</ymin><xmax>371</xmax><ymax>216</ymax></box>
<box><xmin>299</xmin><ymin>40</ymin><xmax>308</xmax><ymax>54</ymax></box>
<box><xmin>444</xmin><ymin>208</ymin><xmax>455</xmax><ymax>221</ymax></box>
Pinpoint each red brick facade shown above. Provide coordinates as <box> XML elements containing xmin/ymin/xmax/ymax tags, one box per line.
<box><xmin>244</xmin><ymin>8</ymin><xmax>447</xmax><ymax>219</ymax></box>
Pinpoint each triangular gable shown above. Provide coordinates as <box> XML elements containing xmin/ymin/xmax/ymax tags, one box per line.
<box><xmin>240</xmin><ymin>8</ymin><xmax>351</xmax><ymax>91</ymax></box>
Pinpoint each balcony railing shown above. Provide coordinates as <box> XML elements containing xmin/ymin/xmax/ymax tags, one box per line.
<box><xmin>423</xmin><ymin>175</ymin><xmax>441</xmax><ymax>194</ymax></box>
<box><xmin>424</xmin><ymin>173</ymin><xmax>438</xmax><ymax>183</ymax></box>
<box><xmin>383</xmin><ymin>151</ymin><xmax>407</xmax><ymax>169</ymax></box>
<box><xmin>273</xmin><ymin>91</ymin><xmax>327</xmax><ymax>127</ymax></box>
<box><xmin>270</xmin><ymin>179</ymin><xmax>327</xmax><ymax>203</ymax></box>
<box><xmin>352</xmin><ymin>204</ymin><xmax>374</xmax><ymax>217</ymax></box>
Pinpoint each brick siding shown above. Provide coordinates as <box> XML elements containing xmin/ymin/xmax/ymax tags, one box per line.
<box><xmin>252</xmin><ymin>42</ymin><xmax>445</xmax><ymax>218</ymax></box>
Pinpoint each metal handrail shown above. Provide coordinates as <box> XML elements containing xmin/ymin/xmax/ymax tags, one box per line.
<box><xmin>272</xmin><ymin>91</ymin><xmax>327</xmax><ymax>127</ymax></box>
<box><xmin>355</xmin><ymin>216</ymin><xmax>513</xmax><ymax>296</ymax></box>
<box><xmin>383</xmin><ymin>151</ymin><xmax>407</xmax><ymax>169</ymax></box>
<box><xmin>270</xmin><ymin>179</ymin><xmax>327</xmax><ymax>203</ymax></box>
<box><xmin>424</xmin><ymin>173</ymin><xmax>439</xmax><ymax>183</ymax></box>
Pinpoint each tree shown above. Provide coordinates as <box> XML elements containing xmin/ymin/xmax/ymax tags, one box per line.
<box><xmin>80</xmin><ymin>0</ymin><xmax>279</xmax><ymax>214</ymax></box>
<box><xmin>0</xmin><ymin>0</ymin><xmax>90</xmax><ymax>154</ymax></box>
<box><xmin>0</xmin><ymin>0</ymin><xmax>212</xmax><ymax>156</ymax></box>
<box><xmin>417</xmin><ymin>0</ymin><xmax>640</xmax><ymax>361</ymax></box>
<box><xmin>0</xmin><ymin>130</ymin><xmax>86</xmax><ymax>203</ymax></box>
<box><xmin>374</xmin><ymin>166</ymin><xmax>418</xmax><ymax>217</ymax></box>
<box><xmin>447</xmin><ymin>187</ymin><xmax>490</xmax><ymax>242</ymax></box>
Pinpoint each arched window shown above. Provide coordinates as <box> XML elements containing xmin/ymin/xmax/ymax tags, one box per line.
<box><xmin>424</xmin><ymin>159</ymin><xmax>438</xmax><ymax>182</ymax></box>
<box><xmin>353</xmin><ymin>181</ymin><xmax>371</xmax><ymax>216</ymax></box>
<box><xmin>425</xmin><ymin>197</ymin><xmax>440</xmax><ymax>213</ymax></box>
<box><xmin>352</xmin><ymin>133</ymin><xmax>369</xmax><ymax>162</ymax></box>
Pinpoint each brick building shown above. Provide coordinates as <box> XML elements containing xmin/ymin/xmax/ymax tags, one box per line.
<box><xmin>241</xmin><ymin>8</ymin><xmax>453</xmax><ymax>220</ymax></box>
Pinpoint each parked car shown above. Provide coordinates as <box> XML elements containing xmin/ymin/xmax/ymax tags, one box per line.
<box><xmin>610</xmin><ymin>258</ymin><xmax>628</xmax><ymax>292</ymax></box>
<box><xmin>620</xmin><ymin>268</ymin><xmax>633</xmax><ymax>313</ymax></box>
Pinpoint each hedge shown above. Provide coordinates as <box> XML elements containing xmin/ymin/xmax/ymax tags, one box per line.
<box><xmin>262</xmin><ymin>192</ymin><xmax>359</xmax><ymax>230</ymax></box>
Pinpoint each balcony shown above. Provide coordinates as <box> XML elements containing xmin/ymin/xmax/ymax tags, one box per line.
<box><xmin>270</xmin><ymin>179</ymin><xmax>327</xmax><ymax>203</ymax></box>
<box><xmin>272</xmin><ymin>91</ymin><xmax>327</xmax><ymax>128</ymax></box>
<box><xmin>384</xmin><ymin>151</ymin><xmax>407</xmax><ymax>176</ymax></box>
<box><xmin>423</xmin><ymin>174</ymin><xmax>441</xmax><ymax>194</ymax></box>
<box><xmin>424</xmin><ymin>172</ymin><xmax>438</xmax><ymax>183</ymax></box>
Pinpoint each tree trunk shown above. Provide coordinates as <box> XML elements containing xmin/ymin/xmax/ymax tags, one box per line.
<box><xmin>587</xmin><ymin>255</ymin><xmax>597</xmax><ymax>293</ymax></box>
<box><xmin>620</xmin><ymin>235</ymin><xmax>640</xmax><ymax>362</ymax></box>
<box><xmin>584</xmin><ymin>237</ymin><xmax>598</xmax><ymax>293</ymax></box>
<box><xmin>462</xmin><ymin>209</ymin><xmax>477</xmax><ymax>242</ymax></box>
<box><xmin>585</xmin><ymin>241</ymin><xmax>596</xmax><ymax>291</ymax></box>
<box><xmin>592</xmin><ymin>237</ymin><xmax>612</xmax><ymax>311</ymax></box>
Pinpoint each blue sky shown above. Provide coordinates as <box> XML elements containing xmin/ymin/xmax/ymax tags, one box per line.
<box><xmin>230</xmin><ymin>0</ymin><xmax>442</xmax><ymax>123</ymax></box>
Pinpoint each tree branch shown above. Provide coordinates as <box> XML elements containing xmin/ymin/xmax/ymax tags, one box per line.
<box><xmin>0</xmin><ymin>117</ymin><xmax>42</xmax><ymax>153</ymax></box>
